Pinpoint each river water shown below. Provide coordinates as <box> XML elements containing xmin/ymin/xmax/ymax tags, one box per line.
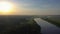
<box><xmin>34</xmin><ymin>18</ymin><xmax>60</xmax><ymax>34</ymax></box>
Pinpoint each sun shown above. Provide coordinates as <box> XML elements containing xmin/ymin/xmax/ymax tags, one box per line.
<box><xmin>0</xmin><ymin>1</ymin><xmax>14</xmax><ymax>15</ymax></box>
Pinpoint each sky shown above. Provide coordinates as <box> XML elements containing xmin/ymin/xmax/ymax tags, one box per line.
<box><xmin>0</xmin><ymin>0</ymin><xmax>60</xmax><ymax>15</ymax></box>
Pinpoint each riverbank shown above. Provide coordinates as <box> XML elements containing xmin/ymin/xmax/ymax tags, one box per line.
<box><xmin>40</xmin><ymin>16</ymin><xmax>60</xmax><ymax>27</ymax></box>
<box><xmin>34</xmin><ymin>18</ymin><xmax>60</xmax><ymax>34</ymax></box>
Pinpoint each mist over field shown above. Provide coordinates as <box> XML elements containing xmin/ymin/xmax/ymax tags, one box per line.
<box><xmin>0</xmin><ymin>0</ymin><xmax>60</xmax><ymax>34</ymax></box>
<box><xmin>0</xmin><ymin>15</ymin><xmax>59</xmax><ymax>34</ymax></box>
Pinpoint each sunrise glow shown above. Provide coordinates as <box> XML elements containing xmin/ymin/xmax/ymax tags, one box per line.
<box><xmin>0</xmin><ymin>1</ymin><xmax>14</xmax><ymax>15</ymax></box>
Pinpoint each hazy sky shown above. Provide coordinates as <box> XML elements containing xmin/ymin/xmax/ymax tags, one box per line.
<box><xmin>1</xmin><ymin>0</ymin><xmax>60</xmax><ymax>15</ymax></box>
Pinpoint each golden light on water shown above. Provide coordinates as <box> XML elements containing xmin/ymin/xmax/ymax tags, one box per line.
<box><xmin>0</xmin><ymin>1</ymin><xmax>15</xmax><ymax>15</ymax></box>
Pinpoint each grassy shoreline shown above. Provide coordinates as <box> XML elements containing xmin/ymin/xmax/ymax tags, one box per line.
<box><xmin>41</xmin><ymin>18</ymin><xmax>60</xmax><ymax>27</ymax></box>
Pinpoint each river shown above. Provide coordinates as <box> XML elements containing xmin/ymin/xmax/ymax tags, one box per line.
<box><xmin>34</xmin><ymin>18</ymin><xmax>60</xmax><ymax>34</ymax></box>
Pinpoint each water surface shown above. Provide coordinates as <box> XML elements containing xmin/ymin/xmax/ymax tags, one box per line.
<box><xmin>34</xmin><ymin>18</ymin><xmax>60</xmax><ymax>34</ymax></box>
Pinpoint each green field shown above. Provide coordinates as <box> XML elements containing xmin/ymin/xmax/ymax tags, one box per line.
<box><xmin>41</xmin><ymin>16</ymin><xmax>60</xmax><ymax>27</ymax></box>
<box><xmin>0</xmin><ymin>15</ymin><xmax>41</xmax><ymax>34</ymax></box>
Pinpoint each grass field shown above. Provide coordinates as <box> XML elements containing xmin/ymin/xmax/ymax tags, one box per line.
<box><xmin>40</xmin><ymin>15</ymin><xmax>60</xmax><ymax>27</ymax></box>
<box><xmin>0</xmin><ymin>15</ymin><xmax>41</xmax><ymax>34</ymax></box>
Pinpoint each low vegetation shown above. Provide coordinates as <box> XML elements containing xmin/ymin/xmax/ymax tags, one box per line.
<box><xmin>0</xmin><ymin>16</ymin><xmax>41</xmax><ymax>34</ymax></box>
<box><xmin>41</xmin><ymin>16</ymin><xmax>60</xmax><ymax>27</ymax></box>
